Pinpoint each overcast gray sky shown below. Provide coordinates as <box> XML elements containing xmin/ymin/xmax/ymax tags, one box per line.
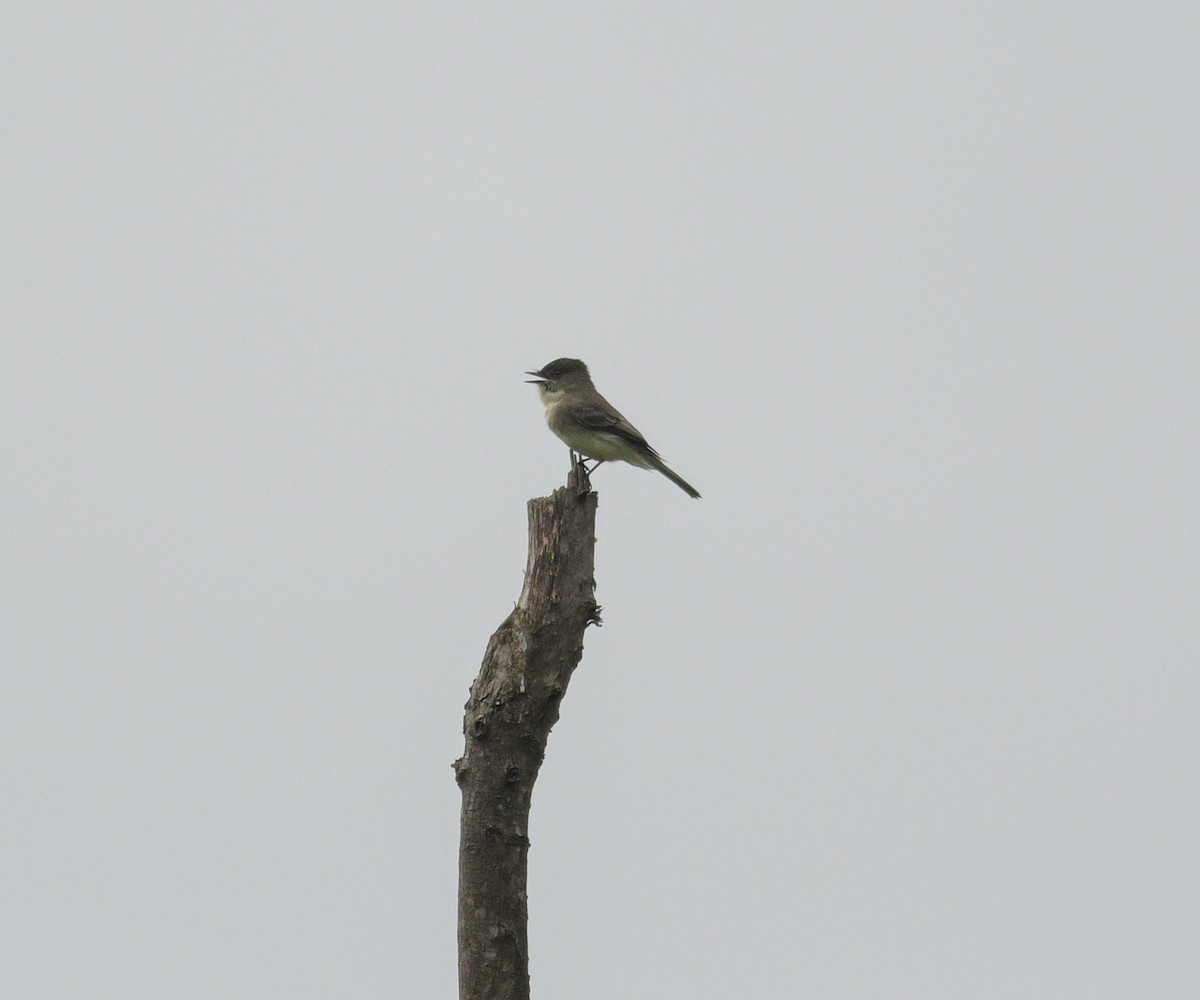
<box><xmin>4</xmin><ymin>4</ymin><xmax>1198</xmax><ymax>998</ymax></box>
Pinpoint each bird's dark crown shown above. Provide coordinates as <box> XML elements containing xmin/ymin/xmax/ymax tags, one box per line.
<box><xmin>534</xmin><ymin>358</ymin><xmax>590</xmax><ymax>380</ymax></box>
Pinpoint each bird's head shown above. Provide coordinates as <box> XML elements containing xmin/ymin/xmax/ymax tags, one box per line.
<box><xmin>525</xmin><ymin>358</ymin><xmax>594</xmax><ymax>397</ymax></box>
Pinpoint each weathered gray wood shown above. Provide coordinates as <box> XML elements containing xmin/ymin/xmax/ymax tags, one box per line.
<box><xmin>454</xmin><ymin>465</ymin><xmax>600</xmax><ymax>1000</ymax></box>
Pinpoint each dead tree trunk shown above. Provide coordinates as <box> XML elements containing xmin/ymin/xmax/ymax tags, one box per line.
<box><xmin>454</xmin><ymin>465</ymin><xmax>601</xmax><ymax>1000</ymax></box>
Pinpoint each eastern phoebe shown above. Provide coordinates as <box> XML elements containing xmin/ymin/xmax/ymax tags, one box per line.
<box><xmin>526</xmin><ymin>358</ymin><xmax>701</xmax><ymax>499</ymax></box>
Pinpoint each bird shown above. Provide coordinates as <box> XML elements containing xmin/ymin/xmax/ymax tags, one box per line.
<box><xmin>526</xmin><ymin>358</ymin><xmax>701</xmax><ymax>498</ymax></box>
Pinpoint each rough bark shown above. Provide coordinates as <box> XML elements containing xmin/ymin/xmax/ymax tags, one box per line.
<box><xmin>454</xmin><ymin>464</ymin><xmax>601</xmax><ymax>1000</ymax></box>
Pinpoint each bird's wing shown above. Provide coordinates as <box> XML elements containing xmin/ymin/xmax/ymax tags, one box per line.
<box><xmin>571</xmin><ymin>401</ymin><xmax>657</xmax><ymax>453</ymax></box>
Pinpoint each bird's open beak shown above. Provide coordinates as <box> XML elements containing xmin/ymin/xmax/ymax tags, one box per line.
<box><xmin>525</xmin><ymin>371</ymin><xmax>546</xmax><ymax>383</ymax></box>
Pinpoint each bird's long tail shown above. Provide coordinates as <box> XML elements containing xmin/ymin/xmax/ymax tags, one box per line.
<box><xmin>648</xmin><ymin>455</ymin><xmax>701</xmax><ymax>499</ymax></box>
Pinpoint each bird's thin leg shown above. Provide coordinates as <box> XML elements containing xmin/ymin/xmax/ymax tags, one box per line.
<box><xmin>567</xmin><ymin>449</ymin><xmax>604</xmax><ymax>476</ymax></box>
<box><xmin>568</xmin><ymin>450</ymin><xmax>602</xmax><ymax>469</ymax></box>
